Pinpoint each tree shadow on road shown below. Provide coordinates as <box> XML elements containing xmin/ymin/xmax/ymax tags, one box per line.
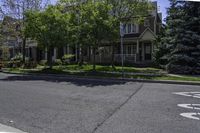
<box><xmin>0</xmin><ymin>73</ymin><xmax>131</xmax><ymax>87</ymax></box>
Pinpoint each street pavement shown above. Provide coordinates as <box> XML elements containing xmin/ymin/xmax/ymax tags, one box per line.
<box><xmin>0</xmin><ymin>123</ymin><xmax>27</xmax><ymax>133</ymax></box>
<box><xmin>0</xmin><ymin>73</ymin><xmax>199</xmax><ymax>133</ymax></box>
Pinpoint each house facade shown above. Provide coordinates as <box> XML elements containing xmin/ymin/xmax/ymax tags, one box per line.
<box><xmin>0</xmin><ymin>1</ymin><xmax>162</xmax><ymax>66</ymax></box>
<box><xmin>59</xmin><ymin>1</ymin><xmax>162</xmax><ymax>65</ymax></box>
<box><xmin>92</xmin><ymin>1</ymin><xmax>162</xmax><ymax>65</ymax></box>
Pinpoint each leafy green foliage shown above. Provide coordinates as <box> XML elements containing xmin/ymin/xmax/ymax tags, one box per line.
<box><xmin>25</xmin><ymin>5</ymin><xmax>71</xmax><ymax>67</ymax></box>
<box><xmin>25</xmin><ymin>0</ymin><xmax>151</xmax><ymax>69</ymax></box>
<box><xmin>11</xmin><ymin>53</ymin><xmax>23</xmax><ymax>61</ymax></box>
<box><xmin>62</xmin><ymin>54</ymin><xmax>75</xmax><ymax>63</ymax></box>
<box><xmin>1</xmin><ymin>46</ymin><xmax>10</xmax><ymax>61</ymax></box>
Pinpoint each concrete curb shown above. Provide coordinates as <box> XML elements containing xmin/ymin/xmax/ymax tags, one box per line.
<box><xmin>1</xmin><ymin>71</ymin><xmax>200</xmax><ymax>86</ymax></box>
<box><xmin>0</xmin><ymin>123</ymin><xmax>27</xmax><ymax>133</ymax></box>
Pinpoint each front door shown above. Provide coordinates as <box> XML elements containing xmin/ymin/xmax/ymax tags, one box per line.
<box><xmin>144</xmin><ymin>43</ymin><xmax>152</xmax><ymax>61</ymax></box>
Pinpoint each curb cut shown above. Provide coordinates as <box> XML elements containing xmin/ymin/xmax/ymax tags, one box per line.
<box><xmin>1</xmin><ymin>71</ymin><xmax>200</xmax><ymax>86</ymax></box>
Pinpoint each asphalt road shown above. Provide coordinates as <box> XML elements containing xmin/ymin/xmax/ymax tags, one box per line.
<box><xmin>0</xmin><ymin>73</ymin><xmax>199</xmax><ymax>133</ymax></box>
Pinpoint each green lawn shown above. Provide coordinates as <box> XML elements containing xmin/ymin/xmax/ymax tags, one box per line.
<box><xmin>53</xmin><ymin>64</ymin><xmax>162</xmax><ymax>74</ymax></box>
<box><xmin>3</xmin><ymin>65</ymin><xmax>200</xmax><ymax>82</ymax></box>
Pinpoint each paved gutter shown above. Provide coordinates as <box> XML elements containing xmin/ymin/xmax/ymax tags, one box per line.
<box><xmin>1</xmin><ymin>70</ymin><xmax>200</xmax><ymax>86</ymax></box>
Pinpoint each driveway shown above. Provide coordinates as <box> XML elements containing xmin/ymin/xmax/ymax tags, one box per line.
<box><xmin>0</xmin><ymin>73</ymin><xmax>199</xmax><ymax>133</ymax></box>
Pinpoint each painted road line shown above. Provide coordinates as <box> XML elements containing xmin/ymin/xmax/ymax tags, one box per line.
<box><xmin>173</xmin><ymin>92</ymin><xmax>200</xmax><ymax>99</ymax></box>
<box><xmin>178</xmin><ymin>104</ymin><xmax>200</xmax><ymax>110</ymax></box>
<box><xmin>0</xmin><ymin>123</ymin><xmax>27</xmax><ymax>133</ymax></box>
<box><xmin>180</xmin><ymin>113</ymin><xmax>200</xmax><ymax>120</ymax></box>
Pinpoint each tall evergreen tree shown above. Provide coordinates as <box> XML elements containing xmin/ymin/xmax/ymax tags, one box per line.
<box><xmin>154</xmin><ymin>0</ymin><xmax>182</xmax><ymax>69</ymax></box>
<box><xmin>156</xmin><ymin>1</ymin><xmax>200</xmax><ymax>74</ymax></box>
<box><xmin>153</xmin><ymin>24</ymin><xmax>170</xmax><ymax>67</ymax></box>
<box><xmin>166</xmin><ymin>1</ymin><xmax>200</xmax><ymax>74</ymax></box>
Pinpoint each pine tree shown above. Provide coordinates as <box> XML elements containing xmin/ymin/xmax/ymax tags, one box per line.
<box><xmin>154</xmin><ymin>24</ymin><xmax>170</xmax><ymax>67</ymax></box>
<box><xmin>154</xmin><ymin>0</ymin><xmax>183</xmax><ymax>69</ymax></box>
<box><xmin>166</xmin><ymin>1</ymin><xmax>200</xmax><ymax>74</ymax></box>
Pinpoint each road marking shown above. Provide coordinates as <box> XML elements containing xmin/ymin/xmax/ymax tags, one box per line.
<box><xmin>173</xmin><ymin>92</ymin><xmax>200</xmax><ymax>99</ymax></box>
<box><xmin>178</xmin><ymin>104</ymin><xmax>200</xmax><ymax>110</ymax></box>
<box><xmin>0</xmin><ymin>123</ymin><xmax>27</xmax><ymax>133</ymax></box>
<box><xmin>0</xmin><ymin>132</ymin><xmax>21</xmax><ymax>133</ymax></box>
<box><xmin>173</xmin><ymin>92</ymin><xmax>200</xmax><ymax>120</ymax></box>
<box><xmin>180</xmin><ymin>113</ymin><xmax>200</xmax><ymax>120</ymax></box>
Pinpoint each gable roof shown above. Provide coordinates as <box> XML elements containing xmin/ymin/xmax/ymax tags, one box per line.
<box><xmin>139</xmin><ymin>27</ymin><xmax>156</xmax><ymax>41</ymax></box>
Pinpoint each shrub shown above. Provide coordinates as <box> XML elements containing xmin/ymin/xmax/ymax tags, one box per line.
<box><xmin>39</xmin><ymin>60</ymin><xmax>47</xmax><ymax>66</ymax></box>
<box><xmin>8</xmin><ymin>60</ymin><xmax>22</xmax><ymax>68</ymax></box>
<box><xmin>62</xmin><ymin>54</ymin><xmax>75</xmax><ymax>65</ymax></box>
<box><xmin>53</xmin><ymin>59</ymin><xmax>62</xmax><ymax>66</ymax></box>
<box><xmin>24</xmin><ymin>61</ymin><xmax>37</xmax><ymax>68</ymax></box>
<box><xmin>5</xmin><ymin>53</ymin><xmax>23</xmax><ymax>68</ymax></box>
<box><xmin>11</xmin><ymin>53</ymin><xmax>23</xmax><ymax>62</ymax></box>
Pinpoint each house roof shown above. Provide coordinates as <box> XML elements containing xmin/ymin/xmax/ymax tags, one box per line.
<box><xmin>124</xmin><ymin>33</ymin><xmax>141</xmax><ymax>38</ymax></box>
<box><xmin>139</xmin><ymin>27</ymin><xmax>156</xmax><ymax>41</ymax></box>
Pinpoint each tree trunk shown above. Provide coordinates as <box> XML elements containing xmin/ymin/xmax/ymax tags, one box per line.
<box><xmin>93</xmin><ymin>47</ymin><xmax>96</xmax><ymax>71</ymax></box>
<box><xmin>111</xmin><ymin>44</ymin><xmax>115</xmax><ymax>69</ymax></box>
<box><xmin>78</xmin><ymin>45</ymin><xmax>83</xmax><ymax>66</ymax></box>
<box><xmin>22</xmin><ymin>37</ymin><xmax>26</xmax><ymax>64</ymax></box>
<box><xmin>47</xmin><ymin>47</ymin><xmax>53</xmax><ymax>69</ymax></box>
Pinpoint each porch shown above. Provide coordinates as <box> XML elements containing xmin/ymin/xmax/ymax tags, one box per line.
<box><xmin>95</xmin><ymin>41</ymin><xmax>154</xmax><ymax>65</ymax></box>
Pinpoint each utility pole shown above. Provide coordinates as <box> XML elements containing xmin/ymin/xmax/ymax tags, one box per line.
<box><xmin>120</xmin><ymin>22</ymin><xmax>125</xmax><ymax>78</ymax></box>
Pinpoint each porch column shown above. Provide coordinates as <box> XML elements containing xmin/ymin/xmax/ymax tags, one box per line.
<box><xmin>136</xmin><ymin>40</ymin><xmax>139</xmax><ymax>62</ymax></box>
<box><xmin>142</xmin><ymin>43</ymin><xmax>145</xmax><ymax>61</ymax></box>
<box><xmin>26</xmin><ymin>48</ymin><xmax>29</xmax><ymax>58</ymax></box>
<box><xmin>45</xmin><ymin>47</ymin><xmax>47</xmax><ymax>60</ymax></box>
<box><xmin>75</xmin><ymin>44</ymin><xmax>78</xmax><ymax>62</ymax></box>
<box><xmin>151</xmin><ymin>41</ymin><xmax>154</xmax><ymax>54</ymax></box>
<box><xmin>151</xmin><ymin>42</ymin><xmax>154</xmax><ymax>61</ymax></box>
<box><xmin>63</xmin><ymin>46</ymin><xmax>66</xmax><ymax>55</ymax></box>
<box><xmin>136</xmin><ymin>40</ymin><xmax>139</xmax><ymax>54</ymax></box>
<box><xmin>79</xmin><ymin>46</ymin><xmax>82</xmax><ymax>62</ymax></box>
<box><xmin>13</xmin><ymin>48</ymin><xmax>15</xmax><ymax>57</ymax></box>
<box><xmin>53</xmin><ymin>48</ymin><xmax>57</xmax><ymax>60</ymax></box>
<box><xmin>67</xmin><ymin>44</ymin><xmax>70</xmax><ymax>54</ymax></box>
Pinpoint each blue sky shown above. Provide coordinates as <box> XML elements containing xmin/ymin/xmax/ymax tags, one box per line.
<box><xmin>155</xmin><ymin>0</ymin><xmax>170</xmax><ymax>22</ymax></box>
<box><xmin>51</xmin><ymin>0</ymin><xmax>170</xmax><ymax>22</ymax></box>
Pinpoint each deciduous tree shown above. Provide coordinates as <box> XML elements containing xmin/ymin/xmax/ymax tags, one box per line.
<box><xmin>25</xmin><ymin>5</ymin><xmax>70</xmax><ymax>68</ymax></box>
<box><xmin>0</xmin><ymin>0</ymin><xmax>50</xmax><ymax>64</ymax></box>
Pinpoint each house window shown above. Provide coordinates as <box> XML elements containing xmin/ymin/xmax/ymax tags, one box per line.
<box><xmin>128</xmin><ymin>24</ymin><xmax>132</xmax><ymax>33</ymax></box>
<box><xmin>133</xmin><ymin>45</ymin><xmax>137</xmax><ymax>54</ymax></box>
<box><xmin>144</xmin><ymin>20</ymin><xmax>150</xmax><ymax>27</ymax></box>
<box><xmin>123</xmin><ymin>24</ymin><xmax>127</xmax><ymax>34</ymax></box>
<box><xmin>127</xmin><ymin>46</ymin><xmax>132</xmax><ymax>55</ymax></box>
<box><xmin>145</xmin><ymin>45</ymin><xmax>151</xmax><ymax>54</ymax></box>
<box><xmin>124</xmin><ymin>45</ymin><xmax>133</xmax><ymax>55</ymax></box>
<box><xmin>132</xmin><ymin>24</ymin><xmax>136</xmax><ymax>33</ymax></box>
<box><xmin>124</xmin><ymin>23</ymin><xmax>137</xmax><ymax>34</ymax></box>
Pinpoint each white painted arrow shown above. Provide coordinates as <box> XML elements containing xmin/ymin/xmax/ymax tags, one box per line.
<box><xmin>180</xmin><ymin>113</ymin><xmax>200</xmax><ymax>120</ymax></box>
<box><xmin>178</xmin><ymin>104</ymin><xmax>200</xmax><ymax>110</ymax></box>
<box><xmin>173</xmin><ymin>92</ymin><xmax>200</xmax><ymax>99</ymax></box>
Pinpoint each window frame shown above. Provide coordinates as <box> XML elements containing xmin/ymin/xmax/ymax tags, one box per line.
<box><xmin>124</xmin><ymin>23</ymin><xmax>138</xmax><ymax>34</ymax></box>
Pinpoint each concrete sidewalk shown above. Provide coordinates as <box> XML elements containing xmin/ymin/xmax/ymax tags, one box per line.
<box><xmin>0</xmin><ymin>123</ymin><xmax>27</xmax><ymax>133</ymax></box>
